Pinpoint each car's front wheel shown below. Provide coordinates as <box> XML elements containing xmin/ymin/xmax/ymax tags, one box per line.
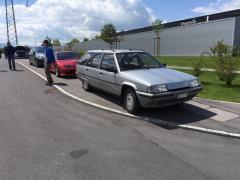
<box><xmin>124</xmin><ymin>88</ymin><xmax>140</xmax><ymax>114</ymax></box>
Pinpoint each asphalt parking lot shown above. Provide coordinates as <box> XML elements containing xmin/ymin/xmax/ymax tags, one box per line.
<box><xmin>1</xmin><ymin>58</ymin><xmax>240</xmax><ymax>180</ymax></box>
<box><xmin>17</xmin><ymin>58</ymin><xmax>240</xmax><ymax>135</ymax></box>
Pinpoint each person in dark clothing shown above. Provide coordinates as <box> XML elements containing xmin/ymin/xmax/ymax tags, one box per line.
<box><xmin>5</xmin><ymin>42</ymin><xmax>16</xmax><ymax>71</ymax></box>
<box><xmin>42</xmin><ymin>39</ymin><xmax>55</xmax><ymax>85</ymax></box>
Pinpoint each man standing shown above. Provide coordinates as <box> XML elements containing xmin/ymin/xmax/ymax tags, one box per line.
<box><xmin>42</xmin><ymin>39</ymin><xmax>55</xmax><ymax>85</ymax></box>
<box><xmin>5</xmin><ymin>42</ymin><xmax>16</xmax><ymax>71</ymax></box>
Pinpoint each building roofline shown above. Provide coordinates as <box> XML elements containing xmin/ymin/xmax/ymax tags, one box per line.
<box><xmin>117</xmin><ymin>9</ymin><xmax>240</xmax><ymax>36</ymax></box>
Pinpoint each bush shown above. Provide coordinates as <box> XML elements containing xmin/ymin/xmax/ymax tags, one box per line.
<box><xmin>192</xmin><ymin>52</ymin><xmax>208</xmax><ymax>77</ymax></box>
<box><xmin>232</xmin><ymin>46</ymin><xmax>240</xmax><ymax>57</ymax></box>
<box><xmin>210</xmin><ymin>40</ymin><xmax>239</xmax><ymax>86</ymax></box>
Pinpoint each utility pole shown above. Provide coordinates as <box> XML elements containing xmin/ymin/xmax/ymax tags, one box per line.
<box><xmin>5</xmin><ymin>0</ymin><xmax>18</xmax><ymax>46</ymax></box>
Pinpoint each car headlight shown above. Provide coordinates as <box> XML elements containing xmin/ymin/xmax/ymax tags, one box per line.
<box><xmin>190</xmin><ymin>80</ymin><xmax>200</xmax><ymax>88</ymax></box>
<box><xmin>148</xmin><ymin>84</ymin><xmax>168</xmax><ymax>94</ymax></box>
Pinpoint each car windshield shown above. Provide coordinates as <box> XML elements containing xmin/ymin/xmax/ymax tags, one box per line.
<box><xmin>116</xmin><ymin>52</ymin><xmax>161</xmax><ymax>71</ymax></box>
<box><xmin>57</xmin><ymin>52</ymin><xmax>77</xmax><ymax>60</ymax></box>
<box><xmin>80</xmin><ymin>53</ymin><xmax>96</xmax><ymax>61</ymax></box>
<box><xmin>36</xmin><ymin>47</ymin><xmax>45</xmax><ymax>53</ymax></box>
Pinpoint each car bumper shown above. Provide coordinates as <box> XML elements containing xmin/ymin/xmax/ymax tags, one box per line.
<box><xmin>136</xmin><ymin>86</ymin><xmax>203</xmax><ymax>108</ymax></box>
<box><xmin>36</xmin><ymin>58</ymin><xmax>45</xmax><ymax>65</ymax></box>
<box><xmin>59</xmin><ymin>69</ymin><xmax>76</xmax><ymax>76</ymax></box>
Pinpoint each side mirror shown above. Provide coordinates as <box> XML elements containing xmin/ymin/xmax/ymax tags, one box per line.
<box><xmin>162</xmin><ymin>63</ymin><xmax>167</xmax><ymax>68</ymax></box>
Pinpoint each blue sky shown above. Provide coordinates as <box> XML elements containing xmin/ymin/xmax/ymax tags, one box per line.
<box><xmin>0</xmin><ymin>0</ymin><xmax>239</xmax><ymax>45</ymax></box>
<box><xmin>146</xmin><ymin>0</ymin><xmax>213</xmax><ymax>21</ymax></box>
<box><xmin>1</xmin><ymin>0</ymin><xmax>214</xmax><ymax>22</ymax></box>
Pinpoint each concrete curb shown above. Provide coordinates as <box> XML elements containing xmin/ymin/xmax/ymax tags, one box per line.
<box><xmin>17</xmin><ymin>62</ymin><xmax>240</xmax><ymax>139</ymax></box>
<box><xmin>194</xmin><ymin>97</ymin><xmax>240</xmax><ymax>106</ymax></box>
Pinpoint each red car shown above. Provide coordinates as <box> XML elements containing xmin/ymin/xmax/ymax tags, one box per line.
<box><xmin>50</xmin><ymin>51</ymin><xmax>78</xmax><ymax>77</ymax></box>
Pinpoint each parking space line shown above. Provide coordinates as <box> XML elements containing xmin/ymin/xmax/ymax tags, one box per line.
<box><xmin>17</xmin><ymin>61</ymin><xmax>240</xmax><ymax>139</ymax></box>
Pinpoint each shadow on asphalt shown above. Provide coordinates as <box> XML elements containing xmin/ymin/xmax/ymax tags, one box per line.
<box><xmin>89</xmin><ymin>88</ymin><xmax>217</xmax><ymax>130</ymax></box>
<box><xmin>13</xmin><ymin>69</ymin><xmax>24</xmax><ymax>72</ymax></box>
<box><xmin>0</xmin><ymin>70</ymin><xmax>7</xmax><ymax>72</ymax></box>
<box><xmin>53</xmin><ymin>82</ymin><xmax>68</xmax><ymax>86</ymax></box>
<box><xmin>61</xmin><ymin>76</ymin><xmax>78</xmax><ymax>80</ymax></box>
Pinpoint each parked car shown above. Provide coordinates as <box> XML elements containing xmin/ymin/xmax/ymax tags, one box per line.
<box><xmin>14</xmin><ymin>46</ymin><xmax>29</xmax><ymax>59</ymax></box>
<box><xmin>29</xmin><ymin>46</ymin><xmax>45</xmax><ymax>67</ymax></box>
<box><xmin>50</xmin><ymin>51</ymin><xmax>78</xmax><ymax>77</ymax></box>
<box><xmin>77</xmin><ymin>50</ymin><xmax>203</xmax><ymax>114</ymax></box>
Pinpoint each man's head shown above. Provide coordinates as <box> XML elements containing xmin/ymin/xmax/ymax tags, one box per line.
<box><xmin>42</xmin><ymin>39</ymin><xmax>50</xmax><ymax>47</ymax></box>
<box><xmin>7</xmin><ymin>42</ymin><xmax>11</xmax><ymax>46</ymax></box>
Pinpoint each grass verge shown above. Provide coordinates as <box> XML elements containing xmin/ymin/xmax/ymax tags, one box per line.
<box><xmin>157</xmin><ymin>56</ymin><xmax>240</xmax><ymax>70</ymax></box>
<box><xmin>178</xmin><ymin>69</ymin><xmax>240</xmax><ymax>103</ymax></box>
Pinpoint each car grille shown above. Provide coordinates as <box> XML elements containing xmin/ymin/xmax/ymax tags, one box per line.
<box><xmin>168</xmin><ymin>86</ymin><xmax>191</xmax><ymax>92</ymax></box>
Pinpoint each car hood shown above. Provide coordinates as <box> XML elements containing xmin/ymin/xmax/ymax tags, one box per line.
<box><xmin>121</xmin><ymin>68</ymin><xmax>198</xmax><ymax>90</ymax></box>
<box><xmin>36</xmin><ymin>53</ymin><xmax>45</xmax><ymax>57</ymax></box>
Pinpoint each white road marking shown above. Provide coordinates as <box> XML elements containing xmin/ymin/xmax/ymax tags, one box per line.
<box><xmin>17</xmin><ymin>62</ymin><xmax>240</xmax><ymax>139</ymax></box>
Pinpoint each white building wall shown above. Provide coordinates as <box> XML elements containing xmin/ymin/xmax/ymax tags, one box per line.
<box><xmin>73</xmin><ymin>18</ymin><xmax>236</xmax><ymax>56</ymax></box>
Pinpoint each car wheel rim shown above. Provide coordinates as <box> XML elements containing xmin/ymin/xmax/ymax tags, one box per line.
<box><xmin>126</xmin><ymin>93</ymin><xmax>134</xmax><ymax>110</ymax></box>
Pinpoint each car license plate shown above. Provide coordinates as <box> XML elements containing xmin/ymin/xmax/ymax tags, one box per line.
<box><xmin>177</xmin><ymin>93</ymin><xmax>188</xmax><ymax>99</ymax></box>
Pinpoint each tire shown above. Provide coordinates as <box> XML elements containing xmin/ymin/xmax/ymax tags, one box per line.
<box><xmin>124</xmin><ymin>88</ymin><xmax>140</xmax><ymax>114</ymax></box>
<box><xmin>34</xmin><ymin>59</ymin><xmax>39</xmax><ymax>67</ymax></box>
<box><xmin>82</xmin><ymin>79</ymin><xmax>91</xmax><ymax>91</ymax></box>
<box><xmin>55</xmin><ymin>66</ymin><xmax>60</xmax><ymax>77</ymax></box>
<box><xmin>29</xmin><ymin>60</ymin><xmax>32</xmax><ymax>65</ymax></box>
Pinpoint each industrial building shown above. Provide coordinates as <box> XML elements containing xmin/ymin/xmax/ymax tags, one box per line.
<box><xmin>73</xmin><ymin>9</ymin><xmax>240</xmax><ymax>56</ymax></box>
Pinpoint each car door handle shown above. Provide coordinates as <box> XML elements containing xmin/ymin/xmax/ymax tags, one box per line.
<box><xmin>99</xmin><ymin>72</ymin><xmax>103</xmax><ymax>75</ymax></box>
<box><xmin>86</xmin><ymin>69</ymin><xmax>89</xmax><ymax>71</ymax></box>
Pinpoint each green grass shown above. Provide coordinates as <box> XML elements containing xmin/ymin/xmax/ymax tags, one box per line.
<box><xmin>157</xmin><ymin>56</ymin><xmax>240</xmax><ymax>70</ymax></box>
<box><xmin>178</xmin><ymin>69</ymin><xmax>240</xmax><ymax>103</ymax></box>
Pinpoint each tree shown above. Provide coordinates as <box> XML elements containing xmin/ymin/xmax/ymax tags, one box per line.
<box><xmin>52</xmin><ymin>38</ymin><xmax>61</xmax><ymax>46</ymax></box>
<box><xmin>100</xmin><ymin>24</ymin><xmax>118</xmax><ymax>49</ymax></box>
<box><xmin>67</xmin><ymin>38</ymin><xmax>80</xmax><ymax>49</ymax></box>
<box><xmin>210</xmin><ymin>40</ymin><xmax>239</xmax><ymax>86</ymax></box>
<box><xmin>83</xmin><ymin>37</ymin><xmax>89</xmax><ymax>42</ymax></box>
<box><xmin>93</xmin><ymin>34</ymin><xmax>101</xmax><ymax>40</ymax></box>
<box><xmin>45</xmin><ymin>36</ymin><xmax>53</xmax><ymax>46</ymax></box>
<box><xmin>152</xmin><ymin>19</ymin><xmax>164</xmax><ymax>56</ymax></box>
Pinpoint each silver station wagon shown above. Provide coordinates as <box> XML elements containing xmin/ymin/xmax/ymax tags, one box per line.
<box><xmin>76</xmin><ymin>50</ymin><xmax>203</xmax><ymax>114</ymax></box>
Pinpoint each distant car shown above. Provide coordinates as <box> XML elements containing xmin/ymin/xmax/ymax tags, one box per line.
<box><xmin>29</xmin><ymin>46</ymin><xmax>45</xmax><ymax>67</ymax></box>
<box><xmin>77</xmin><ymin>50</ymin><xmax>203</xmax><ymax>114</ymax></box>
<box><xmin>49</xmin><ymin>51</ymin><xmax>79</xmax><ymax>77</ymax></box>
<box><xmin>14</xmin><ymin>46</ymin><xmax>29</xmax><ymax>59</ymax></box>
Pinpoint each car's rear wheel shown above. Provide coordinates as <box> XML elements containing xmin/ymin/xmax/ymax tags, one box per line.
<box><xmin>82</xmin><ymin>79</ymin><xmax>91</xmax><ymax>91</ymax></box>
<box><xmin>124</xmin><ymin>88</ymin><xmax>140</xmax><ymax>114</ymax></box>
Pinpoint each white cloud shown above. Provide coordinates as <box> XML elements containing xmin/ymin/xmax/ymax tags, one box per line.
<box><xmin>0</xmin><ymin>0</ymin><xmax>156</xmax><ymax>45</ymax></box>
<box><xmin>192</xmin><ymin>0</ymin><xmax>240</xmax><ymax>14</ymax></box>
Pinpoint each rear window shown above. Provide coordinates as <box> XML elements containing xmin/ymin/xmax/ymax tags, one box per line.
<box><xmin>15</xmin><ymin>46</ymin><xmax>26</xmax><ymax>51</ymax></box>
<box><xmin>57</xmin><ymin>52</ymin><xmax>77</xmax><ymax>60</ymax></box>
